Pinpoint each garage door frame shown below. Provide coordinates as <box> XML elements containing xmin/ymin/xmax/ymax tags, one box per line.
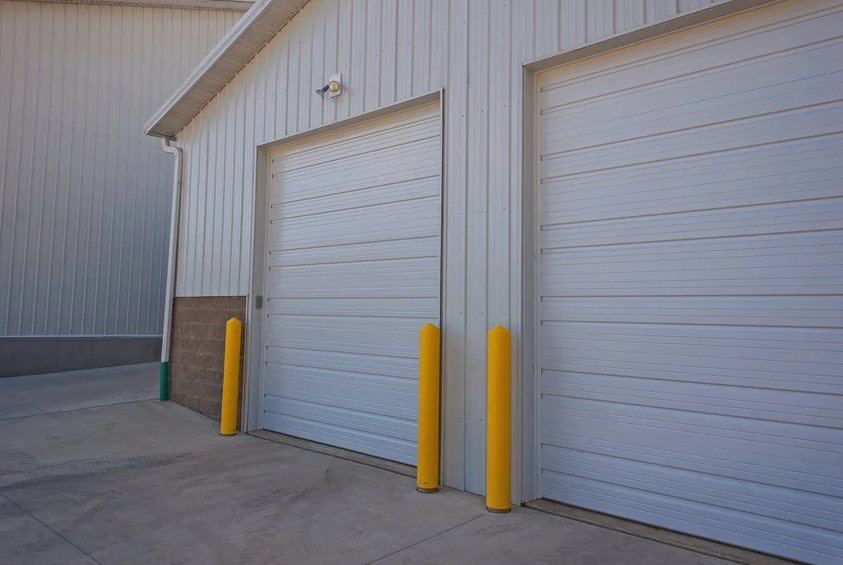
<box><xmin>518</xmin><ymin>0</ymin><xmax>782</xmax><ymax>504</ymax></box>
<box><xmin>242</xmin><ymin>90</ymin><xmax>445</xmax><ymax>446</ymax></box>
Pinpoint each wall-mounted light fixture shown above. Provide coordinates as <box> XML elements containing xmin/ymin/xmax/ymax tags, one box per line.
<box><xmin>316</xmin><ymin>73</ymin><xmax>342</xmax><ymax>98</ymax></box>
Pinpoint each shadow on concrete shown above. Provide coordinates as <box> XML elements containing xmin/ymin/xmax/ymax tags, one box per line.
<box><xmin>0</xmin><ymin>368</ymin><xmax>741</xmax><ymax>565</ymax></box>
<box><xmin>0</xmin><ymin>363</ymin><xmax>157</xmax><ymax>420</ymax></box>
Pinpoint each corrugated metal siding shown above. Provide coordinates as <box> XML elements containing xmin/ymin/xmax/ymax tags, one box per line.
<box><xmin>0</xmin><ymin>1</ymin><xmax>240</xmax><ymax>336</ymax></box>
<box><xmin>172</xmin><ymin>0</ymin><xmax>727</xmax><ymax>492</ymax></box>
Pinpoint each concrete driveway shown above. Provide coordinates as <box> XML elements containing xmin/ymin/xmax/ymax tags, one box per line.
<box><xmin>0</xmin><ymin>365</ymin><xmax>739</xmax><ymax>565</ymax></box>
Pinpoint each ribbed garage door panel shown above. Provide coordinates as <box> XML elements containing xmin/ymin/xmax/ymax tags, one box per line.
<box><xmin>535</xmin><ymin>2</ymin><xmax>843</xmax><ymax>564</ymax></box>
<box><xmin>262</xmin><ymin>103</ymin><xmax>441</xmax><ymax>465</ymax></box>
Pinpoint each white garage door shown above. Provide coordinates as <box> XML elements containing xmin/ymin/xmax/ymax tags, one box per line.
<box><xmin>261</xmin><ymin>103</ymin><xmax>441</xmax><ymax>465</ymax></box>
<box><xmin>535</xmin><ymin>1</ymin><xmax>843</xmax><ymax>564</ymax></box>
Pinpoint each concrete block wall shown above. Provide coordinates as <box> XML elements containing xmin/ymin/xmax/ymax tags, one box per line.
<box><xmin>169</xmin><ymin>297</ymin><xmax>246</xmax><ymax>428</ymax></box>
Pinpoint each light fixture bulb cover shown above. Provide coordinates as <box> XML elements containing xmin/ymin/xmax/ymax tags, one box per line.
<box><xmin>327</xmin><ymin>73</ymin><xmax>342</xmax><ymax>98</ymax></box>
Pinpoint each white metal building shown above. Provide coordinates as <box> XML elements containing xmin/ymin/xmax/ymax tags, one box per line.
<box><xmin>0</xmin><ymin>0</ymin><xmax>245</xmax><ymax>376</ymax></box>
<box><xmin>145</xmin><ymin>0</ymin><xmax>843</xmax><ymax>563</ymax></box>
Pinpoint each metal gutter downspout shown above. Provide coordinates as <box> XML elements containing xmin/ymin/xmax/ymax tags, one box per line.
<box><xmin>159</xmin><ymin>137</ymin><xmax>183</xmax><ymax>401</ymax></box>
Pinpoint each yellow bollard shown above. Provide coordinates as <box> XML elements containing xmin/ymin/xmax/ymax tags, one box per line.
<box><xmin>220</xmin><ymin>317</ymin><xmax>242</xmax><ymax>436</ymax></box>
<box><xmin>486</xmin><ymin>325</ymin><xmax>511</xmax><ymax>513</ymax></box>
<box><xmin>417</xmin><ymin>323</ymin><xmax>441</xmax><ymax>493</ymax></box>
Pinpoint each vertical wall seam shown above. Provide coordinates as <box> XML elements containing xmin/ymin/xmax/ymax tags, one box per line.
<box><xmin>0</xmin><ymin>2</ymin><xmax>13</xmax><ymax>332</ymax></box>
<box><xmin>30</xmin><ymin>1</ymin><xmax>52</xmax><ymax>333</ymax></box>
<box><xmin>42</xmin><ymin>2</ymin><xmax>62</xmax><ymax>334</ymax></box>
<box><xmin>83</xmin><ymin>6</ymin><xmax>100</xmax><ymax>333</ymax></box>
<box><xmin>66</xmin><ymin>3</ymin><xmax>84</xmax><ymax>333</ymax></box>
<box><xmin>91</xmin><ymin>6</ymin><xmax>107</xmax><ymax>333</ymax></box>
<box><xmin>78</xmin><ymin>4</ymin><xmax>94</xmax><ymax>332</ymax></box>
<box><xmin>17</xmin><ymin>1</ymin><xmax>40</xmax><ymax>334</ymax></box>
<box><xmin>136</xmin><ymin>7</ymin><xmax>148</xmax><ymax>331</ymax></box>
<box><xmin>460</xmin><ymin>0</ymin><xmax>469</xmax><ymax>490</ymax></box>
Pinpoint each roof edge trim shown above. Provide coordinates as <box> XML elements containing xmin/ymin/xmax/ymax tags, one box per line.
<box><xmin>17</xmin><ymin>0</ymin><xmax>252</xmax><ymax>11</ymax></box>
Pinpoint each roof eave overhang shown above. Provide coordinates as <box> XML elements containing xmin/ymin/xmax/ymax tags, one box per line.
<box><xmin>144</xmin><ymin>0</ymin><xmax>309</xmax><ymax>139</ymax></box>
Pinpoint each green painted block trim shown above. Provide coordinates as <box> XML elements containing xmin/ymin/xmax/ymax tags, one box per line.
<box><xmin>159</xmin><ymin>362</ymin><xmax>169</xmax><ymax>401</ymax></box>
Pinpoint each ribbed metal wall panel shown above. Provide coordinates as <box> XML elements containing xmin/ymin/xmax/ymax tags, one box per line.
<box><xmin>173</xmin><ymin>0</ymin><xmax>728</xmax><ymax>492</ymax></box>
<box><xmin>0</xmin><ymin>1</ymin><xmax>240</xmax><ymax>336</ymax></box>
